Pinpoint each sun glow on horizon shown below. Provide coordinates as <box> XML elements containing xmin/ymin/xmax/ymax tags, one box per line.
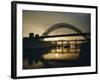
<box><xmin>43</xmin><ymin>36</ymin><xmax>85</xmax><ymax>41</ymax></box>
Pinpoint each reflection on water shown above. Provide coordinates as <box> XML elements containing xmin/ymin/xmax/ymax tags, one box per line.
<box><xmin>43</xmin><ymin>48</ymin><xmax>80</xmax><ymax>60</ymax></box>
<box><xmin>43</xmin><ymin>40</ymin><xmax>81</xmax><ymax>60</ymax></box>
<box><xmin>23</xmin><ymin>36</ymin><xmax>90</xmax><ymax>69</ymax></box>
<box><xmin>43</xmin><ymin>52</ymin><xmax>79</xmax><ymax>60</ymax></box>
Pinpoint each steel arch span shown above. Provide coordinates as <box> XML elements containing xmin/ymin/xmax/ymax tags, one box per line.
<box><xmin>41</xmin><ymin>23</ymin><xmax>88</xmax><ymax>39</ymax></box>
<box><xmin>42</xmin><ymin>23</ymin><xmax>82</xmax><ymax>36</ymax></box>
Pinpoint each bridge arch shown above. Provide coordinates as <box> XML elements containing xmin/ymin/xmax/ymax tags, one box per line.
<box><xmin>41</xmin><ymin>23</ymin><xmax>88</xmax><ymax>39</ymax></box>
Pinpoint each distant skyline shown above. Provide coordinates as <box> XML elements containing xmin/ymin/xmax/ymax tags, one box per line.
<box><xmin>23</xmin><ymin>10</ymin><xmax>90</xmax><ymax>37</ymax></box>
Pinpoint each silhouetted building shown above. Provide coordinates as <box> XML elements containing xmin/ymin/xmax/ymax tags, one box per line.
<box><xmin>23</xmin><ymin>33</ymin><xmax>51</xmax><ymax>65</ymax></box>
<box><xmin>29</xmin><ymin>33</ymin><xmax>34</xmax><ymax>38</ymax></box>
<box><xmin>35</xmin><ymin>34</ymin><xmax>39</xmax><ymax>38</ymax></box>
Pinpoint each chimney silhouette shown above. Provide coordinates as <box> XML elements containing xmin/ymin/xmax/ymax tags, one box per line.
<box><xmin>29</xmin><ymin>33</ymin><xmax>34</xmax><ymax>38</ymax></box>
<box><xmin>35</xmin><ymin>34</ymin><xmax>39</xmax><ymax>38</ymax></box>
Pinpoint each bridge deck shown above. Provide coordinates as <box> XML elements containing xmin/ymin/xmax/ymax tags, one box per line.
<box><xmin>38</xmin><ymin>33</ymin><xmax>90</xmax><ymax>39</ymax></box>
